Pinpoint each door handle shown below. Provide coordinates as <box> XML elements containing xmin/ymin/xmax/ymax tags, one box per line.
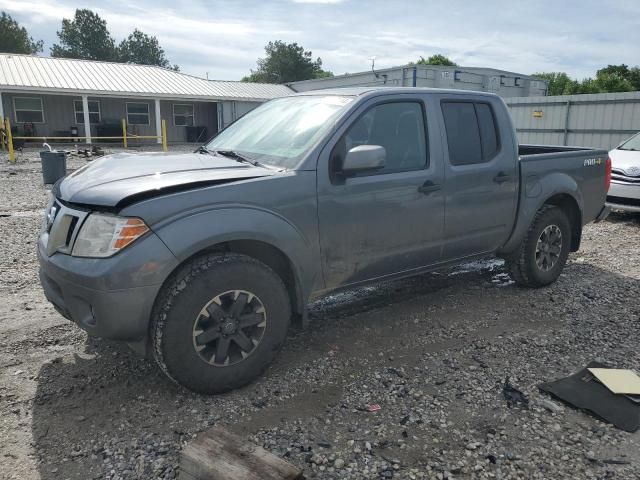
<box><xmin>417</xmin><ymin>181</ymin><xmax>441</xmax><ymax>195</ymax></box>
<box><xmin>493</xmin><ymin>172</ymin><xmax>511</xmax><ymax>184</ymax></box>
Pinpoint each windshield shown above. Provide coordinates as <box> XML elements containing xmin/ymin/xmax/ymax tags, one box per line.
<box><xmin>205</xmin><ymin>95</ymin><xmax>354</xmax><ymax>169</ymax></box>
<box><xmin>619</xmin><ymin>132</ymin><xmax>640</xmax><ymax>151</ymax></box>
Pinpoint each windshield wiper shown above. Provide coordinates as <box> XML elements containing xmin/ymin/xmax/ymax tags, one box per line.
<box><xmin>619</xmin><ymin>147</ymin><xmax>639</xmax><ymax>151</ymax></box>
<box><xmin>214</xmin><ymin>150</ymin><xmax>268</xmax><ymax>168</ymax></box>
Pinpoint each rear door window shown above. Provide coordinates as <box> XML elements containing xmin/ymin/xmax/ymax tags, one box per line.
<box><xmin>441</xmin><ymin>102</ymin><xmax>482</xmax><ymax>165</ymax></box>
<box><xmin>441</xmin><ymin>101</ymin><xmax>500</xmax><ymax>165</ymax></box>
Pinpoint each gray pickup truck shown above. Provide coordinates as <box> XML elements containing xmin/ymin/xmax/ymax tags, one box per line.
<box><xmin>38</xmin><ymin>88</ymin><xmax>611</xmax><ymax>393</ymax></box>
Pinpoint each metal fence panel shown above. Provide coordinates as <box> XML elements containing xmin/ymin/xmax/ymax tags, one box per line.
<box><xmin>506</xmin><ymin>92</ymin><xmax>640</xmax><ymax>150</ymax></box>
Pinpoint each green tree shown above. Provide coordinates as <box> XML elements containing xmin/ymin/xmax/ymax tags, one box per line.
<box><xmin>0</xmin><ymin>11</ymin><xmax>43</xmax><ymax>54</ymax></box>
<box><xmin>595</xmin><ymin>64</ymin><xmax>638</xmax><ymax>91</ymax></box>
<box><xmin>629</xmin><ymin>67</ymin><xmax>640</xmax><ymax>91</ymax></box>
<box><xmin>593</xmin><ymin>71</ymin><xmax>633</xmax><ymax>92</ymax></box>
<box><xmin>534</xmin><ymin>67</ymin><xmax>639</xmax><ymax>96</ymax></box>
<box><xmin>576</xmin><ymin>77</ymin><xmax>602</xmax><ymax>94</ymax></box>
<box><xmin>51</xmin><ymin>9</ymin><xmax>117</xmax><ymax>61</ymax></box>
<box><xmin>413</xmin><ymin>54</ymin><xmax>457</xmax><ymax>66</ymax></box>
<box><xmin>118</xmin><ymin>29</ymin><xmax>178</xmax><ymax>70</ymax></box>
<box><xmin>243</xmin><ymin>41</ymin><xmax>333</xmax><ymax>83</ymax></box>
<box><xmin>531</xmin><ymin>72</ymin><xmax>580</xmax><ymax>95</ymax></box>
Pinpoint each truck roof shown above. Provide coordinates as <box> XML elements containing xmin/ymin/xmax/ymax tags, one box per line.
<box><xmin>291</xmin><ymin>86</ymin><xmax>501</xmax><ymax>100</ymax></box>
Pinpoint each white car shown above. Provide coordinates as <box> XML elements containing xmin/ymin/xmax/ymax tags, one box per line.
<box><xmin>607</xmin><ymin>132</ymin><xmax>640</xmax><ymax>212</ymax></box>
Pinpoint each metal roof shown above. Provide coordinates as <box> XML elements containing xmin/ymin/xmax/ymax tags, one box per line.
<box><xmin>288</xmin><ymin>63</ymin><xmax>542</xmax><ymax>86</ymax></box>
<box><xmin>0</xmin><ymin>54</ymin><xmax>293</xmax><ymax>101</ymax></box>
<box><xmin>293</xmin><ymin>86</ymin><xmax>501</xmax><ymax>98</ymax></box>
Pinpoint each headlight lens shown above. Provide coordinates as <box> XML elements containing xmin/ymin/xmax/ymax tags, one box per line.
<box><xmin>72</xmin><ymin>214</ymin><xmax>149</xmax><ymax>258</ymax></box>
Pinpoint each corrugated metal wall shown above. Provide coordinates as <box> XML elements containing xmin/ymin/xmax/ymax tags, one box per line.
<box><xmin>505</xmin><ymin>91</ymin><xmax>640</xmax><ymax>150</ymax></box>
<box><xmin>289</xmin><ymin>65</ymin><xmax>547</xmax><ymax>97</ymax></box>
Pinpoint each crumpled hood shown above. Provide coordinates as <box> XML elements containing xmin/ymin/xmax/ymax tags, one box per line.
<box><xmin>609</xmin><ymin>148</ymin><xmax>640</xmax><ymax>176</ymax></box>
<box><xmin>56</xmin><ymin>151</ymin><xmax>276</xmax><ymax>207</ymax></box>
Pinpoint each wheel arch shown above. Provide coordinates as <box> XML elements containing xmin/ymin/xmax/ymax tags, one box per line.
<box><xmin>150</xmin><ymin>207</ymin><xmax>322</xmax><ymax>327</ymax></box>
<box><xmin>154</xmin><ymin>239</ymin><xmax>306</xmax><ymax>329</ymax></box>
<box><xmin>541</xmin><ymin>193</ymin><xmax>582</xmax><ymax>251</ymax></box>
<box><xmin>496</xmin><ymin>189</ymin><xmax>582</xmax><ymax>257</ymax></box>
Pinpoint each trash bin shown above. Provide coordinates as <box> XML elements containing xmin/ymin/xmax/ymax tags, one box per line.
<box><xmin>40</xmin><ymin>150</ymin><xmax>67</xmax><ymax>185</ymax></box>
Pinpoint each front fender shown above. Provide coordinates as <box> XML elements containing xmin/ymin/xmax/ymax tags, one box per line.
<box><xmin>499</xmin><ymin>172</ymin><xmax>583</xmax><ymax>255</ymax></box>
<box><xmin>153</xmin><ymin>206</ymin><xmax>320</xmax><ymax>301</ymax></box>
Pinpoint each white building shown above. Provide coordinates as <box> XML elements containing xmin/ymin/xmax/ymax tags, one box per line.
<box><xmin>0</xmin><ymin>54</ymin><xmax>292</xmax><ymax>144</ymax></box>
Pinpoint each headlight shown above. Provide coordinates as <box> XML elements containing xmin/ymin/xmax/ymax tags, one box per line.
<box><xmin>72</xmin><ymin>214</ymin><xmax>149</xmax><ymax>258</ymax></box>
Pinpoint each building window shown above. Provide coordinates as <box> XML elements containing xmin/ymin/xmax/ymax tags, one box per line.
<box><xmin>126</xmin><ymin>102</ymin><xmax>150</xmax><ymax>125</ymax></box>
<box><xmin>14</xmin><ymin>97</ymin><xmax>44</xmax><ymax>123</ymax></box>
<box><xmin>173</xmin><ymin>104</ymin><xmax>194</xmax><ymax>126</ymax></box>
<box><xmin>74</xmin><ymin>100</ymin><xmax>101</xmax><ymax>124</ymax></box>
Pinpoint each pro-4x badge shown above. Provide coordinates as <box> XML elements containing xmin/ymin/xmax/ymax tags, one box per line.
<box><xmin>584</xmin><ymin>158</ymin><xmax>602</xmax><ymax>166</ymax></box>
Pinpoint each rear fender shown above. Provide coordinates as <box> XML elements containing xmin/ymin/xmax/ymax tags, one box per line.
<box><xmin>498</xmin><ymin>172</ymin><xmax>583</xmax><ymax>255</ymax></box>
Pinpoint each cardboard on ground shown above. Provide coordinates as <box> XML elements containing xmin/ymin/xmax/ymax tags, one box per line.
<box><xmin>588</xmin><ymin>368</ymin><xmax>640</xmax><ymax>395</ymax></box>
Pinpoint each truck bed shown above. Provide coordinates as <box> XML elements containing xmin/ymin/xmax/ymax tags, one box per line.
<box><xmin>519</xmin><ymin>144</ymin><xmax>609</xmax><ymax>223</ymax></box>
<box><xmin>519</xmin><ymin>144</ymin><xmax>596</xmax><ymax>157</ymax></box>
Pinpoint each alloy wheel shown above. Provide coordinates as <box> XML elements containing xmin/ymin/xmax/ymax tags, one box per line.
<box><xmin>535</xmin><ymin>225</ymin><xmax>562</xmax><ymax>271</ymax></box>
<box><xmin>192</xmin><ymin>290</ymin><xmax>267</xmax><ymax>366</ymax></box>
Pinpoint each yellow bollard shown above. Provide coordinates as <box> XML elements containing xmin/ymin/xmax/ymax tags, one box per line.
<box><xmin>161</xmin><ymin>119</ymin><xmax>168</xmax><ymax>152</ymax></box>
<box><xmin>121</xmin><ymin>119</ymin><xmax>127</xmax><ymax>148</ymax></box>
<box><xmin>5</xmin><ymin>117</ymin><xmax>15</xmax><ymax>163</ymax></box>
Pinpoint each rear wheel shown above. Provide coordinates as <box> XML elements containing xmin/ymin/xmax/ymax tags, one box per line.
<box><xmin>506</xmin><ymin>206</ymin><xmax>571</xmax><ymax>288</ymax></box>
<box><xmin>151</xmin><ymin>253</ymin><xmax>291</xmax><ymax>394</ymax></box>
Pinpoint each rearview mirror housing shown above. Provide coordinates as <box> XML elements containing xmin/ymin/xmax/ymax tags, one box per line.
<box><xmin>342</xmin><ymin>145</ymin><xmax>386</xmax><ymax>174</ymax></box>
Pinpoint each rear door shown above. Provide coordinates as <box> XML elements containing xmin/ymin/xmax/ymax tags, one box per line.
<box><xmin>316</xmin><ymin>95</ymin><xmax>446</xmax><ymax>288</ymax></box>
<box><xmin>439</xmin><ymin>98</ymin><xmax>518</xmax><ymax>259</ymax></box>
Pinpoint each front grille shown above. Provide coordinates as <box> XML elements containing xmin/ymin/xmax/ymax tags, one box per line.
<box><xmin>45</xmin><ymin>201</ymin><xmax>88</xmax><ymax>256</ymax></box>
<box><xmin>612</xmin><ymin>168</ymin><xmax>640</xmax><ymax>183</ymax></box>
<box><xmin>612</xmin><ymin>173</ymin><xmax>640</xmax><ymax>184</ymax></box>
<box><xmin>607</xmin><ymin>195</ymin><xmax>640</xmax><ymax>207</ymax></box>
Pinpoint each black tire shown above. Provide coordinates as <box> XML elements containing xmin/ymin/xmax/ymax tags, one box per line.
<box><xmin>506</xmin><ymin>205</ymin><xmax>571</xmax><ymax>288</ymax></box>
<box><xmin>151</xmin><ymin>253</ymin><xmax>291</xmax><ymax>394</ymax></box>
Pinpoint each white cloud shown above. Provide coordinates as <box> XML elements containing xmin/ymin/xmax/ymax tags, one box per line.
<box><xmin>291</xmin><ymin>0</ymin><xmax>345</xmax><ymax>3</ymax></box>
<box><xmin>1</xmin><ymin>0</ymin><xmax>638</xmax><ymax>81</ymax></box>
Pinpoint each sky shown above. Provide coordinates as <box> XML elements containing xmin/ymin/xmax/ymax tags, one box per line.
<box><xmin>1</xmin><ymin>0</ymin><xmax>639</xmax><ymax>81</ymax></box>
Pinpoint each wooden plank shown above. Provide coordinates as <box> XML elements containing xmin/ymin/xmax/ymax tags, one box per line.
<box><xmin>180</xmin><ymin>426</ymin><xmax>303</xmax><ymax>480</ymax></box>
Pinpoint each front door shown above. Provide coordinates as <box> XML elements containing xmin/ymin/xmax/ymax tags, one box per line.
<box><xmin>317</xmin><ymin>97</ymin><xmax>445</xmax><ymax>288</ymax></box>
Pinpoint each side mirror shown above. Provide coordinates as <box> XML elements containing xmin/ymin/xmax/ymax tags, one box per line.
<box><xmin>342</xmin><ymin>145</ymin><xmax>386</xmax><ymax>174</ymax></box>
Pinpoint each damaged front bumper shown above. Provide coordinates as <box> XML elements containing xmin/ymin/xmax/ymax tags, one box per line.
<box><xmin>37</xmin><ymin>228</ymin><xmax>178</xmax><ymax>343</ymax></box>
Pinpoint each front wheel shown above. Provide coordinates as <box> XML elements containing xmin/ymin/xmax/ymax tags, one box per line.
<box><xmin>151</xmin><ymin>253</ymin><xmax>291</xmax><ymax>394</ymax></box>
<box><xmin>506</xmin><ymin>206</ymin><xmax>572</xmax><ymax>288</ymax></box>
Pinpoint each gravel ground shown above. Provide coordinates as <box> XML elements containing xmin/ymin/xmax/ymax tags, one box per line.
<box><xmin>1</xmin><ymin>147</ymin><xmax>639</xmax><ymax>480</ymax></box>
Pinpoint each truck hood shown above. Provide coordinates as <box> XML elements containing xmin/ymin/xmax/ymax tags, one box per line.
<box><xmin>609</xmin><ymin>148</ymin><xmax>640</xmax><ymax>175</ymax></box>
<box><xmin>56</xmin><ymin>151</ymin><xmax>276</xmax><ymax>208</ymax></box>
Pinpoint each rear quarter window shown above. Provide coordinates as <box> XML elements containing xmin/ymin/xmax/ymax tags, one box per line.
<box><xmin>475</xmin><ymin>103</ymin><xmax>499</xmax><ymax>160</ymax></box>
